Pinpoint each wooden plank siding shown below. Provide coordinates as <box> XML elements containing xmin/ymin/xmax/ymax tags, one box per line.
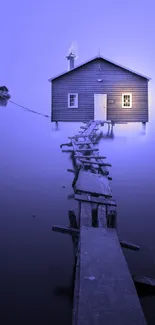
<box><xmin>51</xmin><ymin>58</ymin><xmax>148</xmax><ymax>123</ymax></box>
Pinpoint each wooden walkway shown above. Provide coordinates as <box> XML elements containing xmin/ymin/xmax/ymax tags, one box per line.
<box><xmin>53</xmin><ymin>120</ymin><xmax>147</xmax><ymax>325</ymax></box>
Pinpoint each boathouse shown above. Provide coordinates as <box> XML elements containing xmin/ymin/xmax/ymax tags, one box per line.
<box><xmin>49</xmin><ymin>53</ymin><xmax>150</xmax><ymax>124</ymax></box>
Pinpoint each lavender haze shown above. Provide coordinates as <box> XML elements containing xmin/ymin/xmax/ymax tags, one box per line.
<box><xmin>1</xmin><ymin>1</ymin><xmax>155</xmax><ymax>324</ymax></box>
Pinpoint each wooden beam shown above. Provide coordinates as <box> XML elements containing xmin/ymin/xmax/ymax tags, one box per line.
<box><xmin>75</xmin><ymin>193</ymin><xmax>117</xmax><ymax>206</ymax></box>
<box><xmin>68</xmin><ymin>135</ymin><xmax>87</xmax><ymax>139</ymax></box>
<box><xmin>78</xmin><ymin>159</ymin><xmax>112</xmax><ymax>167</ymax></box>
<box><xmin>52</xmin><ymin>225</ymin><xmax>79</xmax><ymax>236</ymax></box>
<box><xmin>77</xmin><ymin>160</ymin><xmax>102</xmax><ymax>166</ymax></box>
<box><xmin>133</xmin><ymin>275</ymin><xmax>155</xmax><ymax>289</ymax></box>
<box><xmin>68</xmin><ymin>194</ymin><xmax>75</xmax><ymax>200</ymax></box>
<box><xmin>60</xmin><ymin>142</ymin><xmax>72</xmax><ymax>148</ymax></box>
<box><xmin>67</xmin><ymin>169</ymin><xmax>76</xmax><ymax>173</ymax></box>
<box><xmin>120</xmin><ymin>240</ymin><xmax>140</xmax><ymax>251</ymax></box>
<box><xmin>74</xmin><ymin>155</ymin><xmax>106</xmax><ymax>159</ymax></box>
<box><xmin>76</xmin><ymin>148</ymin><xmax>99</xmax><ymax>152</ymax></box>
<box><xmin>81</xmin><ymin>163</ymin><xmax>100</xmax><ymax>169</ymax></box>
<box><xmin>62</xmin><ymin>149</ymin><xmax>75</xmax><ymax>152</ymax></box>
<box><xmin>74</xmin><ymin>141</ymin><xmax>97</xmax><ymax>145</ymax></box>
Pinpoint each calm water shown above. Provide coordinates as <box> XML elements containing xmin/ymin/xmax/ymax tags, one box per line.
<box><xmin>1</xmin><ymin>105</ymin><xmax>155</xmax><ymax>324</ymax></box>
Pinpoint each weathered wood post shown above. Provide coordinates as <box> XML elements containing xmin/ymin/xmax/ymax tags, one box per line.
<box><xmin>55</xmin><ymin>121</ymin><xmax>59</xmax><ymax>130</ymax></box>
<box><xmin>142</xmin><ymin>122</ymin><xmax>146</xmax><ymax>131</ymax></box>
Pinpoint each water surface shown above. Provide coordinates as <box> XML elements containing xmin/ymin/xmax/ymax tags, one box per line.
<box><xmin>1</xmin><ymin>105</ymin><xmax>155</xmax><ymax>324</ymax></box>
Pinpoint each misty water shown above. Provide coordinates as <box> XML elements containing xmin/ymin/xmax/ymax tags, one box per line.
<box><xmin>1</xmin><ymin>105</ymin><xmax>155</xmax><ymax>325</ymax></box>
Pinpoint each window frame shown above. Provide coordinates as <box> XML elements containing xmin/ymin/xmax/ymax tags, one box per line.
<box><xmin>68</xmin><ymin>93</ymin><xmax>78</xmax><ymax>108</ymax></box>
<box><xmin>122</xmin><ymin>93</ymin><xmax>132</xmax><ymax>108</ymax></box>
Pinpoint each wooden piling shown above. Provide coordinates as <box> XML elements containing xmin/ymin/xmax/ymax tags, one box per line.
<box><xmin>68</xmin><ymin>210</ymin><xmax>79</xmax><ymax>255</ymax></box>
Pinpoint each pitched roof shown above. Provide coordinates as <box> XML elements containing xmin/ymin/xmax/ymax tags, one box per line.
<box><xmin>48</xmin><ymin>55</ymin><xmax>151</xmax><ymax>82</ymax></box>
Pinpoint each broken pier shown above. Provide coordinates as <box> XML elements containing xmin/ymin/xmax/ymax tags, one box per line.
<box><xmin>53</xmin><ymin>120</ymin><xmax>147</xmax><ymax>325</ymax></box>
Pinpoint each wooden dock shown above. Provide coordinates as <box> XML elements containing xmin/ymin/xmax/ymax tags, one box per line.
<box><xmin>53</xmin><ymin>120</ymin><xmax>147</xmax><ymax>325</ymax></box>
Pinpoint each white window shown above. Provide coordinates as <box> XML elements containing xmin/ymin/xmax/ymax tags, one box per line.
<box><xmin>68</xmin><ymin>93</ymin><xmax>78</xmax><ymax>108</ymax></box>
<box><xmin>122</xmin><ymin>93</ymin><xmax>132</xmax><ymax>108</ymax></box>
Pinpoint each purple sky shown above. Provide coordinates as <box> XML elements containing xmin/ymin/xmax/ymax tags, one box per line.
<box><xmin>1</xmin><ymin>0</ymin><xmax>155</xmax><ymax>116</ymax></box>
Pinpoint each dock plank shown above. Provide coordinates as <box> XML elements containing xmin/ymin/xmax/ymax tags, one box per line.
<box><xmin>80</xmin><ymin>202</ymin><xmax>92</xmax><ymax>227</ymax></box>
<box><xmin>97</xmin><ymin>204</ymin><xmax>107</xmax><ymax>227</ymax></box>
<box><xmin>75</xmin><ymin>193</ymin><xmax>116</xmax><ymax>206</ymax></box>
<box><xmin>78</xmin><ymin>159</ymin><xmax>111</xmax><ymax>167</ymax></box>
<box><xmin>74</xmin><ymin>155</ymin><xmax>106</xmax><ymax>159</ymax></box>
<box><xmin>74</xmin><ymin>170</ymin><xmax>112</xmax><ymax>197</ymax></box>
<box><xmin>81</xmin><ymin>121</ymin><xmax>98</xmax><ymax>137</ymax></box>
<box><xmin>77</xmin><ymin>228</ymin><xmax>147</xmax><ymax>325</ymax></box>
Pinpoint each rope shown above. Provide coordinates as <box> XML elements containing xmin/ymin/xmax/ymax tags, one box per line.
<box><xmin>0</xmin><ymin>92</ymin><xmax>51</xmax><ymax>119</ymax></box>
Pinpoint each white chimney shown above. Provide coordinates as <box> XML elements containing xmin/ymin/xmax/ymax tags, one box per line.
<box><xmin>66</xmin><ymin>52</ymin><xmax>76</xmax><ymax>71</ymax></box>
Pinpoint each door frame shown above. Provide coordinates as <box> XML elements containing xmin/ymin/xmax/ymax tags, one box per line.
<box><xmin>94</xmin><ymin>94</ymin><xmax>107</xmax><ymax>121</ymax></box>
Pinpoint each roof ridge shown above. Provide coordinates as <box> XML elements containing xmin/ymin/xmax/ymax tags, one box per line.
<box><xmin>48</xmin><ymin>55</ymin><xmax>151</xmax><ymax>81</ymax></box>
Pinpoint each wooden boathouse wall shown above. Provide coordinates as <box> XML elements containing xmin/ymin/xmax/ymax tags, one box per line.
<box><xmin>51</xmin><ymin>58</ymin><xmax>148</xmax><ymax>123</ymax></box>
<box><xmin>52</xmin><ymin>120</ymin><xmax>147</xmax><ymax>325</ymax></box>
